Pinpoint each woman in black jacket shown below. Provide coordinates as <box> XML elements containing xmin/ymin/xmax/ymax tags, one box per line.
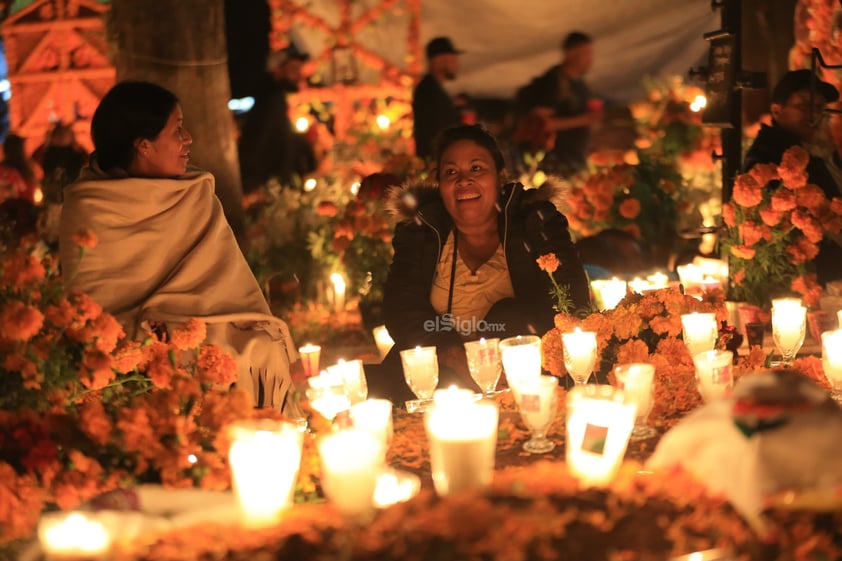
<box><xmin>367</xmin><ymin>124</ymin><xmax>591</xmax><ymax>404</ymax></box>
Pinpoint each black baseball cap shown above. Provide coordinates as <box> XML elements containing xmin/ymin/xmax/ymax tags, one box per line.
<box><xmin>771</xmin><ymin>69</ymin><xmax>838</xmax><ymax>104</ymax></box>
<box><xmin>426</xmin><ymin>37</ymin><xmax>463</xmax><ymax>59</ymax></box>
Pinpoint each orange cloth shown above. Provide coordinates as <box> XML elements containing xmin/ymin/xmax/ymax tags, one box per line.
<box><xmin>60</xmin><ymin>164</ymin><xmax>298</xmax><ymax>412</ymax></box>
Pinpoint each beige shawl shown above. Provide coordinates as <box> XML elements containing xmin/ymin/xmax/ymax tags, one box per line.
<box><xmin>60</xmin><ymin>164</ymin><xmax>299</xmax><ymax>413</ymax></box>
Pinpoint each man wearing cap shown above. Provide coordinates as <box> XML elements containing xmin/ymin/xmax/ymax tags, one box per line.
<box><xmin>412</xmin><ymin>36</ymin><xmax>464</xmax><ymax>160</ymax></box>
<box><xmin>238</xmin><ymin>42</ymin><xmax>315</xmax><ymax>192</ymax></box>
<box><xmin>743</xmin><ymin>69</ymin><xmax>842</xmax><ymax>284</ymax></box>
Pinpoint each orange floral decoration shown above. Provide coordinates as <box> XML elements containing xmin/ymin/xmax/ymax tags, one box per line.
<box><xmin>723</xmin><ymin>145</ymin><xmax>842</xmax><ymax>309</ymax></box>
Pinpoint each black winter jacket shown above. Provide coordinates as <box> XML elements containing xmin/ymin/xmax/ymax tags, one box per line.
<box><xmin>382</xmin><ymin>180</ymin><xmax>591</xmax><ymax>352</ymax></box>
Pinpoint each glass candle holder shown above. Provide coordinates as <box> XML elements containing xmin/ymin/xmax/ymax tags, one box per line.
<box><xmin>327</xmin><ymin>359</ymin><xmax>368</xmax><ymax>404</ymax></box>
<box><xmin>400</xmin><ymin>346</ymin><xmax>439</xmax><ymax>401</ymax></box>
<box><xmin>591</xmin><ymin>278</ymin><xmax>627</xmax><ymax>310</ymax></box>
<box><xmin>464</xmin><ymin>337</ymin><xmax>502</xmax><ymax>396</ymax></box>
<box><xmin>372</xmin><ymin>325</ymin><xmax>395</xmax><ymax>360</ymax></box>
<box><xmin>565</xmin><ymin>384</ymin><xmax>636</xmax><ymax>487</ymax></box>
<box><xmin>499</xmin><ymin>335</ymin><xmax>542</xmax><ymax>388</ymax></box>
<box><xmin>298</xmin><ymin>343</ymin><xmax>321</xmax><ymax>379</ymax></box>
<box><xmin>772</xmin><ymin>303</ymin><xmax>806</xmax><ymax>366</ymax></box>
<box><xmin>613</xmin><ymin>363</ymin><xmax>656</xmax><ymax>440</ymax></box>
<box><xmin>821</xmin><ymin>329</ymin><xmax>842</xmax><ymax>402</ymax></box>
<box><xmin>561</xmin><ymin>328</ymin><xmax>597</xmax><ymax>385</ymax></box>
<box><xmin>692</xmin><ymin>350</ymin><xmax>734</xmax><ymax>402</ymax></box>
<box><xmin>350</xmin><ymin>398</ymin><xmax>394</xmax><ymax>452</ymax></box>
<box><xmin>513</xmin><ymin>375</ymin><xmax>559</xmax><ymax>453</ymax></box>
<box><xmin>425</xmin><ymin>397</ymin><xmax>499</xmax><ymax>496</ymax></box>
<box><xmin>680</xmin><ymin>312</ymin><xmax>718</xmax><ymax>357</ymax></box>
<box><xmin>318</xmin><ymin>428</ymin><xmax>384</xmax><ymax>521</ymax></box>
<box><xmin>228</xmin><ymin>419</ymin><xmax>304</xmax><ymax>527</ymax></box>
<box><xmin>38</xmin><ymin>511</ymin><xmax>111</xmax><ymax>561</ymax></box>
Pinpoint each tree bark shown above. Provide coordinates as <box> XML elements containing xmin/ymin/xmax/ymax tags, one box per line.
<box><xmin>107</xmin><ymin>0</ymin><xmax>245</xmax><ymax>238</ymax></box>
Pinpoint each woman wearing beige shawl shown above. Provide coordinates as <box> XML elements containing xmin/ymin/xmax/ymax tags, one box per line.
<box><xmin>59</xmin><ymin>81</ymin><xmax>298</xmax><ymax>413</ymax></box>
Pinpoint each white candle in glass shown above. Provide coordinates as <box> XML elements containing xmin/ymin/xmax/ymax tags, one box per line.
<box><xmin>565</xmin><ymin>384</ymin><xmax>636</xmax><ymax>487</ymax></box>
<box><xmin>692</xmin><ymin>350</ymin><xmax>734</xmax><ymax>402</ymax></box>
<box><xmin>772</xmin><ymin>297</ymin><xmax>803</xmax><ymax>312</ymax></box>
<box><xmin>772</xmin><ymin>303</ymin><xmax>806</xmax><ymax>361</ymax></box>
<box><xmin>350</xmin><ymin>398</ymin><xmax>394</xmax><ymax>452</ymax></box>
<box><xmin>464</xmin><ymin>337</ymin><xmax>502</xmax><ymax>396</ymax></box>
<box><xmin>372</xmin><ymin>325</ymin><xmax>395</xmax><ymax>359</ymax></box>
<box><xmin>327</xmin><ymin>359</ymin><xmax>368</xmax><ymax>404</ymax></box>
<box><xmin>591</xmin><ymin>278</ymin><xmax>627</xmax><ymax>310</ymax></box>
<box><xmin>628</xmin><ymin>277</ymin><xmax>650</xmax><ymax>294</ymax></box>
<box><xmin>228</xmin><ymin>420</ymin><xmax>303</xmax><ymax>527</ymax></box>
<box><xmin>399</xmin><ymin>346</ymin><xmax>439</xmax><ymax>400</ymax></box>
<box><xmin>821</xmin><ymin>330</ymin><xmax>842</xmax><ymax>400</ymax></box>
<box><xmin>373</xmin><ymin>469</ymin><xmax>421</xmax><ymax>508</ymax></box>
<box><xmin>425</xmin><ymin>398</ymin><xmax>498</xmax><ymax>496</ymax></box>
<box><xmin>330</xmin><ymin>272</ymin><xmax>346</xmax><ymax>313</ymax></box>
<box><xmin>676</xmin><ymin>263</ymin><xmax>703</xmax><ymax>295</ymax></box>
<box><xmin>561</xmin><ymin>328</ymin><xmax>598</xmax><ymax>385</ymax></box>
<box><xmin>613</xmin><ymin>363</ymin><xmax>656</xmax><ymax>440</ymax></box>
<box><xmin>838</xmin><ymin>309</ymin><xmax>842</xmax><ymax>329</ymax></box>
<box><xmin>498</xmin><ymin>335</ymin><xmax>542</xmax><ymax>387</ymax></box>
<box><xmin>318</xmin><ymin>428</ymin><xmax>384</xmax><ymax>520</ymax></box>
<box><xmin>680</xmin><ymin>312</ymin><xmax>718</xmax><ymax>356</ymax></box>
<box><xmin>298</xmin><ymin>343</ymin><xmax>321</xmax><ymax>379</ymax></box>
<box><xmin>646</xmin><ymin>271</ymin><xmax>669</xmax><ymax>288</ymax></box>
<box><xmin>38</xmin><ymin>511</ymin><xmax>111</xmax><ymax>560</ymax></box>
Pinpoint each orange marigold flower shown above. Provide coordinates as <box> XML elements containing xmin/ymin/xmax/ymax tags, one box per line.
<box><xmin>0</xmin><ymin>301</ymin><xmax>44</xmax><ymax>342</ymax></box>
<box><xmin>143</xmin><ymin>341</ymin><xmax>176</xmax><ymax>389</ymax></box>
<box><xmin>618</xmin><ymin>197</ymin><xmax>641</xmax><ymax>219</ymax></box>
<box><xmin>747</xmin><ymin>162</ymin><xmax>780</xmax><ymax>186</ymax></box>
<box><xmin>80</xmin><ymin>351</ymin><xmax>115</xmax><ymax>390</ymax></box>
<box><xmin>732</xmin><ymin>269</ymin><xmax>745</xmax><ymax>286</ymax></box>
<box><xmin>112</xmin><ymin>340</ymin><xmax>145</xmax><ymax>373</ymax></box>
<box><xmin>78</xmin><ymin>400</ymin><xmax>112</xmax><ymax>446</ymax></box>
<box><xmin>2</xmin><ymin>253</ymin><xmax>45</xmax><ymax>290</ymax></box>
<box><xmin>67</xmin><ymin>292</ymin><xmax>103</xmax><ymax>326</ymax></box>
<box><xmin>44</xmin><ymin>298</ymin><xmax>75</xmax><ymax>329</ymax></box>
<box><xmin>729</xmin><ymin>245</ymin><xmax>756</xmax><ymax>260</ymax></box>
<box><xmin>731</xmin><ymin>173</ymin><xmax>763</xmax><ymax>208</ymax></box>
<box><xmin>738</xmin><ymin>220</ymin><xmax>772</xmax><ymax>247</ymax></box>
<box><xmin>535</xmin><ymin>253</ymin><xmax>560</xmax><ymax>273</ymax></box>
<box><xmin>71</xmin><ymin>228</ymin><xmax>98</xmax><ymax>248</ymax></box>
<box><xmin>779</xmin><ymin>168</ymin><xmax>808</xmax><ymax>189</ymax></box>
<box><xmin>721</xmin><ymin>202</ymin><xmax>737</xmax><ymax>227</ymax></box>
<box><xmin>796</xmin><ymin>184</ymin><xmax>828</xmax><ymax>211</ymax></box>
<box><xmin>792</xmin><ymin>274</ymin><xmax>822</xmax><ymax>309</ymax></box>
<box><xmin>830</xmin><ymin>197</ymin><xmax>842</xmax><ymax>215</ymax></box>
<box><xmin>197</xmin><ymin>343</ymin><xmax>238</xmax><ymax>386</ymax></box>
<box><xmin>779</xmin><ymin>145</ymin><xmax>810</xmax><ymax>174</ymax></box>
<box><xmin>770</xmin><ymin>188</ymin><xmax>797</xmax><ymax>211</ymax></box>
<box><xmin>791</xmin><ymin>210</ymin><xmax>823</xmax><ymax>243</ymax></box>
<box><xmin>316</xmin><ymin>201</ymin><xmax>338</xmax><ymax>217</ymax></box>
<box><xmin>171</xmin><ymin>318</ymin><xmax>207</xmax><ymax>350</ymax></box>
<box><xmin>759</xmin><ymin>206</ymin><xmax>783</xmax><ymax>227</ymax></box>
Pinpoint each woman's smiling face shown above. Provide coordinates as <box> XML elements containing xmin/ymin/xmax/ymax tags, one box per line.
<box><xmin>132</xmin><ymin>104</ymin><xmax>193</xmax><ymax>178</ymax></box>
<box><xmin>437</xmin><ymin>139</ymin><xmax>501</xmax><ymax>228</ymax></box>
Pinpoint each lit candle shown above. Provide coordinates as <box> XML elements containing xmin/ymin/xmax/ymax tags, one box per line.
<box><xmin>591</xmin><ymin>277</ymin><xmax>627</xmax><ymax>310</ymax></box>
<box><xmin>373</xmin><ymin>469</ymin><xmax>421</xmax><ymax>508</ymax></box>
<box><xmin>499</xmin><ymin>335</ymin><xmax>542</xmax><ymax>387</ymax></box>
<box><xmin>228</xmin><ymin>420</ymin><xmax>303</xmax><ymax>527</ymax></box>
<box><xmin>399</xmin><ymin>346</ymin><xmax>439</xmax><ymax>400</ymax></box>
<box><xmin>561</xmin><ymin>328</ymin><xmax>598</xmax><ymax>385</ymax></box>
<box><xmin>565</xmin><ymin>384</ymin><xmax>636</xmax><ymax>486</ymax></box>
<box><xmin>676</xmin><ymin>263</ymin><xmax>703</xmax><ymax>296</ymax></box>
<box><xmin>306</xmin><ymin>384</ymin><xmax>352</xmax><ymax>421</ymax></box>
<box><xmin>822</xmin><ymin>330</ymin><xmax>842</xmax><ymax>400</ymax></box>
<box><xmin>646</xmin><ymin>271</ymin><xmax>669</xmax><ymax>288</ymax></box>
<box><xmin>680</xmin><ymin>312</ymin><xmax>718</xmax><ymax>357</ymax></box>
<box><xmin>838</xmin><ymin>310</ymin><xmax>842</xmax><ymax>329</ymax></box>
<box><xmin>318</xmin><ymin>428</ymin><xmax>384</xmax><ymax>520</ymax></box>
<box><xmin>613</xmin><ymin>363</ymin><xmax>656</xmax><ymax>439</ymax></box>
<box><xmin>425</xmin><ymin>396</ymin><xmax>499</xmax><ymax>496</ymax></box>
<box><xmin>298</xmin><ymin>343</ymin><xmax>321</xmax><ymax>379</ymax></box>
<box><xmin>771</xmin><ymin>303</ymin><xmax>806</xmax><ymax>363</ymax></box>
<box><xmin>628</xmin><ymin>277</ymin><xmax>649</xmax><ymax>294</ymax></box>
<box><xmin>330</xmin><ymin>272</ymin><xmax>346</xmax><ymax>313</ymax></box>
<box><xmin>691</xmin><ymin>350</ymin><xmax>734</xmax><ymax>402</ymax></box>
<box><xmin>327</xmin><ymin>359</ymin><xmax>368</xmax><ymax>404</ymax></box>
<box><xmin>372</xmin><ymin>325</ymin><xmax>395</xmax><ymax>359</ymax></box>
<box><xmin>350</xmin><ymin>398</ymin><xmax>393</xmax><ymax>452</ymax></box>
<box><xmin>38</xmin><ymin>511</ymin><xmax>111</xmax><ymax>560</ymax></box>
<box><xmin>463</xmin><ymin>337</ymin><xmax>502</xmax><ymax>396</ymax></box>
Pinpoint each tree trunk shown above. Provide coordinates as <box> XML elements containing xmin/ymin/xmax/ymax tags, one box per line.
<box><xmin>107</xmin><ymin>0</ymin><xmax>245</xmax><ymax>238</ymax></box>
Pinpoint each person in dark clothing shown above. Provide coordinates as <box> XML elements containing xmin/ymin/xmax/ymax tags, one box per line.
<box><xmin>412</xmin><ymin>36</ymin><xmax>464</xmax><ymax>161</ymax></box>
<box><xmin>40</xmin><ymin>122</ymin><xmax>88</xmax><ymax>204</ymax></box>
<box><xmin>515</xmin><ymin>31</ymin><xmax>603</xmax><ymax>175</ymax></box>
<box><xmin>238</xmin><ymin>43</ymin><xmax>313</xmax><ymax>192</ymax></box>
<box><xmin>743</xmin><ymin>69</ymin><xmax>842</xmax><ymax>284</ymax></box>
<box><xmin>365</xmin><ymin>124</ymin><xmax>591</xmax><ymax>405</ymax></box>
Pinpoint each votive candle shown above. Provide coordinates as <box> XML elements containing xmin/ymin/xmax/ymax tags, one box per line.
<box><xmin>38</xmin><ymin>511</ymin><xmax>111</xmax><ymax>561</ymax></box>
<box><xmin>318</xmin><ymin>428</ymin><xmax>384</xmax><ymax>520</ymax></box>
<box><xmin>498</xmin><ymin>335</ymin><xmax>542</xmax><ymax>387</ymax></box>
<box><xmin>681</xmin><ymin>312</ymin><xmax>718</xmax><ymax>357</ymax></box>
<box><xmin>372</xmin><ymin>325</ymin><xmax>395</xmax><ymax>360</ymax></box>
<box><xmin>821</xmin><ymin>330</ymin><xmax>842</xmax><ymax>398</ymax></box>
<box><xmin>692</xmin><ymin>350</ymin><xmax>734</xmax><ymax>402</ymax></box>
<box><xmin>298</xmin><ymin>343</ymin><xmax>321</xmax><ymax>379</ymax></box>
<box><xmin>350</xmin><ymin>398</ymin><xmax>394</xmax><ymax>453</ymax></box>
<box><xmin>591</xmin><ymin>277</ymin><xmax>627</xmax><ymax>310</ymax></box>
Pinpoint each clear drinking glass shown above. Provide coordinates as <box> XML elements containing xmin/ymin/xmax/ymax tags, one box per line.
<box><xmin>464</xmin><ymin>337</ymin><xmax>502</xmax><ymax>396</ymax></box>
<box><xmin>400</xmin><ymin>346</ymin><xmax>439</xmax><ymax>400</ymax></box>
<box><xmin>514</xmin><ymin>375</ymin><xmax>559</xmax><ymax>453</ymax></box>
<box><xmin>561</xmin><ymin>329</ymin><xmax>597</xmax><ymax>385</ymax></box>
<box><xmin>613</xmin><ymin>363</ymin><xmax>657</xmax><ymax>440</ymax></box>
<box><xmin>772</xmin><ymin>304</ymin><xmax>806</xmax><ymax>366</ymax></box>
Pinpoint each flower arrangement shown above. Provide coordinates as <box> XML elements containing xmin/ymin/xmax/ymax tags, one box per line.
<box><xmin>542</xmin><ymin>287</ymin><xmax>727</xmax><ymax>426</ymax></box>
<box><xmin>721</xmin><ymin>145</ymin><xmax>842</xmax><ymax>309</ymax></box>
<box><xmin>558</xmin><ymin>152</ymin><xmax>686</xmax><ymax>258</ymax></box>
<box><xmin>0</xmin><ymin>237</ymin><xmax>286</xmax><ymax>549</ymax></box>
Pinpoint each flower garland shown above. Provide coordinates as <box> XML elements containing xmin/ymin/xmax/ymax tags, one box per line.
<box><xmin>722</xmin><ymin>145</ymin><xmax>842</xmax><ymax>309</ymax></box>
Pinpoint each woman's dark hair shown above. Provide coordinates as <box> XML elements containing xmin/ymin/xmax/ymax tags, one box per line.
<box><xmin>2</xmin><ymin>133</ymin><xmax>36</xmax><ymax>186</ymax></box>
<box><xmin>433</xmin><ymin>124</ymin><xmax>506</xmax><ymax>180</ymax></box>
<box><xmin>91</xmin><ymin>80</ymin><xmax>179</xmax><ymax>171</ymax></box>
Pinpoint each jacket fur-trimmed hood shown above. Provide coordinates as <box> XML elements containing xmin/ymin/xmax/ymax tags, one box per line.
<box><xmin>383</xmin><ymin>176</ymin><xmax>571</xmax><ymax>224</ymax></box>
